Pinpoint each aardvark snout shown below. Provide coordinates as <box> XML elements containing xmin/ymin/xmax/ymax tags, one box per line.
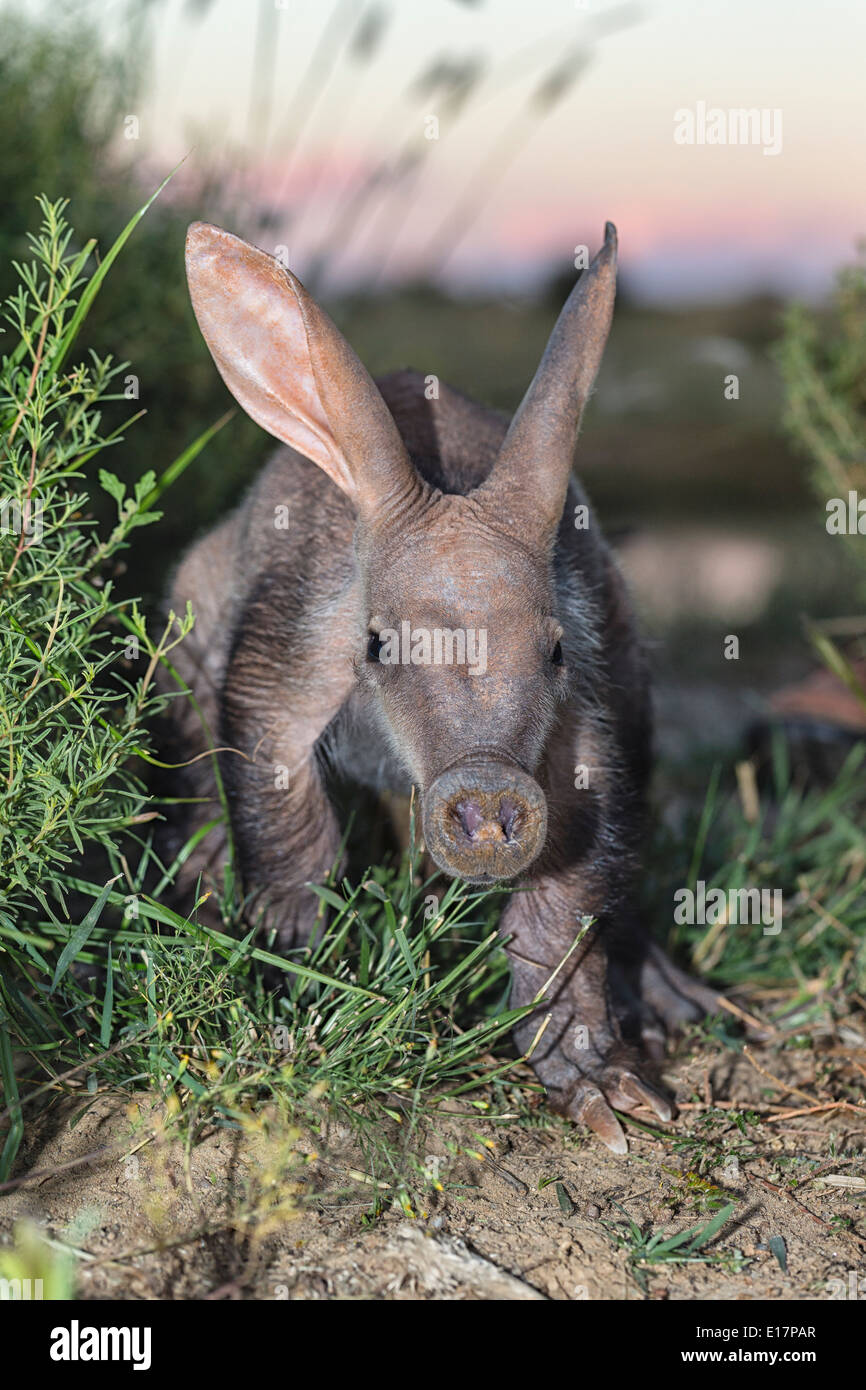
<box><xmin>423</xmin><ymin>761</ymin><xmax>547</xmax><ymax>884</ymax></box>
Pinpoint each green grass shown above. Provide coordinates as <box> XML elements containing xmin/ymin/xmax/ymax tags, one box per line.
<box><xmin>648</xmin><ymin>737</ymin><xmax>866</xmax><ymax>1011</ymax></box>
<box><xmin>1</xmin><ymin>828</ymin><xmax>533</xmax><ymax>1186</ymax></box>
<box><xmin>603</xmin><ymin>1200</ymin><xmax>748</xmax><ymax>1292</ymax></box>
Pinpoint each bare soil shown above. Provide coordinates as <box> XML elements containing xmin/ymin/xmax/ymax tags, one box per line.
<box><xmin>4</xmin><ymin>1020</ymin><xmax>865</xmax><ymax>1301</ymax></box>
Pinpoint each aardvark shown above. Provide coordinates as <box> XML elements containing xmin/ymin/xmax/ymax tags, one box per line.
<box><xmin>165</xmin><ymin>220</ymin><xmax>716</xmax><ymax>1152</ymax></box>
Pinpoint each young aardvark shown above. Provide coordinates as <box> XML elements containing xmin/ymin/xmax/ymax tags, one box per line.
<box><xmin>167</xmin><ymin>220</ymin><xmax>717</xmax><ymax>1153</ymax></box>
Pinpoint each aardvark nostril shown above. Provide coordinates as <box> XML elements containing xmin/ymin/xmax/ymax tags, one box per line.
<box><xmin>449</xmin><ymin>790</ymin><xmax>528</xmax><ymax>845</ymax></box>
<box><xmin>454</xmin><ymin>799</ymin><xmax>485</xmax><ymax>839</ymax></box>
<box><xmin>499</xmin><ymin>797</ymin><xmax>519</xmax><ymax>841</ymax></box>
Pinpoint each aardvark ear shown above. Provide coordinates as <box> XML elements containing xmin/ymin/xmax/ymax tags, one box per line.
<box><xmin>185</xmin><ymin>222</ymin><xmax>417</xmax><ymax>515</ymax></box>
<box><xmin>479</xmin><ymin>222</ymin><xmax>618</xmax><ymax>543</ymax></box>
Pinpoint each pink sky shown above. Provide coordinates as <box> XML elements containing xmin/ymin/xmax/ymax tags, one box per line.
<box><xmin>74</xmin><ymin>0</ymin><xmax>866</xmax><ymax>300</ymax></box>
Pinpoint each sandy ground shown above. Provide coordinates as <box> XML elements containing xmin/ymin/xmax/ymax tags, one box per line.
<box><xmin>4</xmin><ymin>1017</ymin><xmax>865</xmax><ymax>1302</ymax></box>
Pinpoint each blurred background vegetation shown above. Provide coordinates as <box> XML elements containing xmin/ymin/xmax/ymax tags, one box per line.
<box><xmin>0</xmin><ymin>2</ymin><xmax>269</xmax><ymax>601</ymax></box>
<box><xmin>1</xmin><ymin>0</ymin><xmax>863</xmax><ymax>764</ymax></box>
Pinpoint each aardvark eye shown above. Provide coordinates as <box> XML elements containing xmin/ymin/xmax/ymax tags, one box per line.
<box><xmin>367</xmin><ymin>630</ymin><xmax>385</xmax><ymax>663</ymax></box>
<box><xmin>551</xmin><ymin>640</ymin><xmax>564</xmax><ymax>666</ymax></box>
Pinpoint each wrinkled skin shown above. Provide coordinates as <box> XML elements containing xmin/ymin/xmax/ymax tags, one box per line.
<box><xmin>162</xmin><ymin>222</ymin><xmax>716</xmax><ymax>1154</ymax></box>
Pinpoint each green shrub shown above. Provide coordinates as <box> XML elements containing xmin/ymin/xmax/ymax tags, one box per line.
<box><xmin>0</xmin><ymin>198</ymin><xmax>522</xmax><ymax>1189</ymax></box>
<box><xmin>777</xmin><ymin>248</ymin><xmax>866</xmax><ymax>584</ymax></box>
<box><xmin>0</xmin><ymin>196</ymin><xmax>192</xmax><ymax>938</ymax></box>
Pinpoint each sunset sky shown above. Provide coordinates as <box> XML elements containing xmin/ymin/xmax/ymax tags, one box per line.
<box><xmin>56</xmin><ymin>0</ymin><xmax>866</xmax><ymax>299</ymax></box>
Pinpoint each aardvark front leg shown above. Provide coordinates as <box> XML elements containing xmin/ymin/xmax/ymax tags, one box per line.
<box><xmin>220</xmin><ymin>598</ymin><xmax>354</xmax><ymax>949</ymax></box>
<box><xmin>504</xmin><ymin>880</ymin><xmax>673</xmax><ymax>1154</ymax></box>
<box><xmin>501</xmin><ymin>703</ymin><xmax>673</xmax><ymax>1153</ymax></box>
